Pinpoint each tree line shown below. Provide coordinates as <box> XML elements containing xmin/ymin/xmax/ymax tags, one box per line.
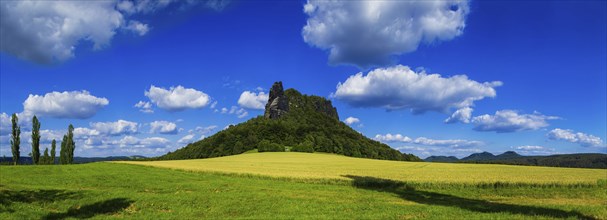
<box><xmin>9</xmin><ymin>113</ymin><xmax>76</xmax><ymax>165</ymax></box>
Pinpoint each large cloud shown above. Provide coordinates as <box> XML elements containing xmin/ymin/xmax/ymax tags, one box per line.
<box><xmin>302</xmin><ymin>0</ymin><xmax>469</xmax><ymax>67</ymax></box>
<box><xmin>471</xmin><ymin>110</ymin><xmax>559</xmax><ymax>133</ymax></box>
<box><xmin>145</xmin><ymin>85</ymin><xmax>211</xmax><ymax>112</ymax></box>
<box><xmin>0</xmin><ymin>0</ymin><xmax>229</xmax><ymax>64</ymax></box>
<box><xmin>333</xmin><ymin>65</ymin><xmax>501</xmax><ymax>116</ymax></box>
<box><xmin>22</xmin><ymin>90</ymin><xmax>109</xmax><ymax>119</ymax></box>
<box><xmin>238</xmin><ymin>91</ymin><xmax>268</xmax><ymax>110</ymax></box>
<box><xmin>90</xmin><ymin>120</ymin><xmax>138</xmax><ymax>136</ymax></box>
<box><xmin>149</xmin><ymin>121</ymin><xmax>178</xmax><ymax>135</ymax></box>
<box><xmin>547</xmin><ymin>128</ymin><xmax>604</xmax><ymax>147</ymax></box>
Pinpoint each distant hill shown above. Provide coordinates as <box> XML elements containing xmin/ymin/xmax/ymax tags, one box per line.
<box><xmin>158</xmin><ymin>82</ymin><xmax>421</xmax><ymax>162</ymax></box>
<box><xmin>425</xmin><ymin>151</ymin><xmax>607</xmax><ymax>169</ymax></box>
<box><xmin>424</xmin><ymin>156</ymin><xmax>459</xmax><ymax>162</ymax></box>
<box><xmin>0</xmin><ymin>155</ymin><xmax>146</xmax><ymax>165</ymax></box>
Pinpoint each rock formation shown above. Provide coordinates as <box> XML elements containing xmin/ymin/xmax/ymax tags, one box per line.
<box><xmin>264</xmin><ymin>81</ymin><xmax>289</xmax><ymax>119</ymax></box>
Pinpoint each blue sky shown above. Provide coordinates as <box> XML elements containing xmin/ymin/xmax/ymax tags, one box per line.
<box><xmin>1</xmin><ymin>0</ymin><xmax>605</xmax><ymax>158</ymax></box>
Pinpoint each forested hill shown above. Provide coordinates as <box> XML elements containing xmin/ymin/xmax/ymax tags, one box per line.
<box><xmin>157</xmin><ymin>82</ymin><xmax>421</xmax><ymax>162</ymax></box>
<box><xmin>425</xmin><ymin>151</ymin><xmax>607</xmax><ymax>169</ymax></box>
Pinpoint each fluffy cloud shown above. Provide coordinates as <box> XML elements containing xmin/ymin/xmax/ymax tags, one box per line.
<box><xmin>547</xmin><ymin>128</ymin><xmax>604</xmax><ymax>147</ymax></box>
<box><xmin>134</xmin><ymin>101</ymin><xmax>153</xmax><ymax>113</ymax></box>
<box><xmin>512</xmin><ymin>145</ymin><xmax>556</xmax><ymax>155</ymax></box>
<box><xmin>22</xmin><ymin>90</ymin><xmax>109</xmax><ymax>119</ymax></box>
<box><xmin>413</xmin><ymin>137</ymin><xmax>483</xmax><ymax>148</ymax></box>
<box><xmin>374</xmin><ymin>133</ymin><xmax>412</xmax><ymax>143</ymax></box>
<box><xmin>302</xmin><ymin>0</ymin><xmax>469</xmax><ymax>67</ymax></box>
<box><xmin>471</xmin><ymin>110</ymin><xmax>559</xmax><ymax>133</ymax></box>
<box><xmin>0</xmin><ymin>0</ymin><xmax>228</xmax><ymax>64</ymax></box>
<box><xmin>238</xmin><ymin>91</ymin><xmax>268</xmax><ymax>110</ymax></box>
<box><xmin>112</xmin><ymin>136</ymin><xmax>170</xmax><ymax>149</ymax></box>
<box><xmin>149</xmin><ymin>121</ymin><xmax>178</xmax><ymax>134</ymax></box>
<box><xmin>0</xmin><ymin>113</ymin><xmax>10</xmax><ymax>135</ymax></box>
<box><xmin>375</xmin><ymin>133</ymin><xmax>483</xmax><ymax>148</ymax></box>
<box><xmin>124</xmin><ymin>20</ymin><xmax>149</xmax><ymax>36</ymax></box>
<box><xmin>73</xmin><ymin>127</ymin><xmax>100</xmax><ymax>139</ymax></box>
<box><xmin>177</xmin><ymin>125</ymin><xmax>217</xmax><ymax>144</ymax></box>
<box><xmin>145</xmin><ymin>85</ymin><xmax>211</xmax><ymax>112</ymax></box>
<box><xmin>220</xmin><ymin>106</ymin><xmax>248</xmax><ymax>118</ymax></box>
<box><xmin>90</xmin><ymin>120</ymin><xmax>138</xmax><ymax>136</ymax></box>
<box><xmin>396</xmin><ymin>146</ymin><xmax>482</xmax><ymax>158</ymax></box>
<box><xmin>333</xmin><ymin>65</ymin><xmax>501</xmax><ymax>115</ymax></box>
<box><xmin>445</xmin><ymin>107</ymin><xmax>473</xmax><ymax>124</ymax></box>
<box><xmin>343</xmin><ymin>117</ymin><xmax>361</xmax><ymax>126</ymax></box>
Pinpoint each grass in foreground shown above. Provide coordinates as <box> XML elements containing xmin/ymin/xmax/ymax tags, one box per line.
<box><xmin>121</xmin><ymin>152</ymin><xmax>607</xmax><ymax>185</ymax></box>
<box><xmin>0</xmin><ymin>153</ymin><xmax>606</xmax><ymax>219</ymax></box>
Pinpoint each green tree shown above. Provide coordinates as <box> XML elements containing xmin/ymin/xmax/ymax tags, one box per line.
<box><xmin>59</xmin><ymin>135</ymin><xmax>67</xmax><ymax>164</ymax></box>
<box><xmin>41</xmin><ymin>148</ymin><xmax>50</xmax><ymax>165</ymax></box>
<box><xmin>50</xmin><ymin>139</ymin><xmax>56</xmax><ymax>165</ymax></box>
<box><xmin>10</xmin><ymin>113</ymin><xmax>20</xmax><ymax>165</ymax></box>
<box><xmin>67</xmin><ymin>124</ymin><xmax>75</xmax><ymax>164</ymax></box>
<box><xmin>31</xmin><ymin>115</ymin><xmax>41</xmax><ymax>165</ymax></box>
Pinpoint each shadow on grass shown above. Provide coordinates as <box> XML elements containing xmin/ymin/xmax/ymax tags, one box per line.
<box><xmin>43</xmin><ymin>198</ymin><xmax>133</xmax><ymax>220</ymax></box>
<box><xmin>344</xmin><ymin>175</ymin><xmax>596</xmax><ymax>220</ymax></box>
<box><xmin>0</xmin><ymin>189</ymin><xmax>80</xmax><ymax>213</ymax></box>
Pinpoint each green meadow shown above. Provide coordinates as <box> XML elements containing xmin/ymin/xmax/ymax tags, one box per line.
<box><xmin>2</xmin><ymin>152</ymin><xmax>606</xmax><ymax>219</ymax></box>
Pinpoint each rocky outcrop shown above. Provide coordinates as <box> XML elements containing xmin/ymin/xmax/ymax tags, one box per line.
<box><xmin>264</xmin><ymin>81</ymin><xmax>289</xmax><ymax>119</ymax></box>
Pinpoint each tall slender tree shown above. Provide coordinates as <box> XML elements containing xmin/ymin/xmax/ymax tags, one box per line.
<box><xmin>31</xmin><ymin>116</ymin><xmax>40</xmax><ymax>165</ymax></box>
<box><xmin>66</xmin><ymin>124</ymin><xmax>75</xmax><ymax>164</ymax></box>
<box><xmin>50</xmin><ymin>139</ymin><xmax>56</xmax><ymax>165</ymax></box>
<box><xmin>59</xmin><ymin>135</ymin><xmax>67</xmax><ymax>164</ymax></box>
<box><xmin>42</xmin><ymin>148</ymin><xmax>50</xmax><ymax>165</ymax></box>
<box><xmin>59</xmin><ymin>124</ymin><xmax>76</xmax><ymax>164</ymax></box>
<box><xmin>10</xmin><ymin>113</ymin><xmax>20</xmax><ymax>165</ymax></box>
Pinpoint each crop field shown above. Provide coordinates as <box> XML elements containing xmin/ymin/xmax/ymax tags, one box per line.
<box><xmin>120</xmin><ymin>152</ymin><xmax>606</xmax><ymax>185</ymax></box>
<box><xmin>2</xmin><ymin>152</ymin><xmax>606</xmax><ymax>219</ymax></box>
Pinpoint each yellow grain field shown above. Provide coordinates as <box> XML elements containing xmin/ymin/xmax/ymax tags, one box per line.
<box><xmin>117</xmin><ymin>152</ymin><xmax>607</xmax><ymax>185</ymax></box>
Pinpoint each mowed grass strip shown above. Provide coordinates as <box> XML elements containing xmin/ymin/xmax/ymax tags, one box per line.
<box><xmin>1</xmin><ymin>162</ymin><xmax>606</xmax><ymax>219</ymax></box>
<box><xmin>119</xmin><ymin>152</ymin><xmax>607</xmax><ymax>185</ymax></box>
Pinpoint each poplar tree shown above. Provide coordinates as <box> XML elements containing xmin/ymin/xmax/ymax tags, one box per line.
<box><xmin>31</xmin><ymin>116</ymin><xmax>40</xmax><ymax>165</ymax></box>
<box><xmin>59</xmin><ymin>135</ymin><xmax>67</xmax><ymax>164</ymax></box>
<box><xmin>10</xmin><ymin>113</ymin><xmax>20</xmax><ymax>165</ymax></box>
<box><xmin>42</xmin><ymin>148</ymin><xmax>50</xmax><ymax>165</ymax></box>
<box><xmin>67</xmin><ymin>124</ymin><xmax>75</xmax><ymax>164</ymax></box>
<box><xmin>59</xmin><ymin>125</ymin><xmax>76</xmax><ymax>164</ymax></box>
<box><xmin>50</xmin><ymin>139</ymin><xmax>56</xmax><ymax>165</ymax></box>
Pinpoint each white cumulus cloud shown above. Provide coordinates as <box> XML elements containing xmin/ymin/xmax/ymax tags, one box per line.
<box><xmin>445</xmin><ymin>107</ymin><xmax>473</xmax><ymax>124</ymax></box>
<box><xmin>113</xmin><ymin>135</ymin><xmax>170</xmax><ymax>149</ymax></box>
<box><xmin>471</xmin><ymin>110</ymin><xmax>559</xmax><ymax>133</ymax></box>
<box><xmin>90</xmin><ymin>120</ymin><xmax>138</xmax><ymax>136</ymax></box>
<box><xmin>23</xmin><ymin>90</ymin><xmax>109</xmax><ymax>119</ymax></box>
<box><xmin>134</xmin><ymin>101</ymin><xmax>153</xmax><ymax>113</ymax></box>
<box><xmin>0</xmin><ymin>0</ymin><xmax>229</xmax><ymax>64</ymax></box>
<box><xmin>343</xmin><ymin>117</ymin><xmax>361</xmax><ymax>125</ymax></box>
<box><xmin>374</xmin><ymin>133</ymin><xmax>412</xmax><ymax>143</ymax></box>
<box><xmin>145</xmin><ymin>85</ymin><xmax>211</xmax><ymax>112</ymax></box>
<box><xmin>375</xmin><ymin>133</ymin><xmax>483</xmax><ymax>148</ymax></box>
<box><xmin>547</xmin><ymin>128</ymin><xmax>604</xmax><ymax>147</ymax></box>
<box><xmin>0</xmin><ymin>113</ymin><xmax>10</xmax><ymax>135</ymax></box>
<box><xmin>302</xmin><ymin>0</ymin><xmax>470</xmax><ymax>68</ymax></box>
<box><xmin>333</xmin><ymin>65</ymin><xmax>501</xmax><ymax>116</ymax></box>
<box><xmin>413</xmin><ymin>137</ymin><xmax>483</xmax><ymax>148</ymax></box>
<box><xmin>512</xmin><ymin>145</ymin><xmax>556</xmax><ymax>155</ymax></box>
<box><xmin>238</xmin><ymin>91</ymin><xmax>268</xmax><ymax>110</ymax></box>
<box><xmin>149</xmin><ymin>121</ymin><xmax>178</xmax><ymax>134</ymax></box>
